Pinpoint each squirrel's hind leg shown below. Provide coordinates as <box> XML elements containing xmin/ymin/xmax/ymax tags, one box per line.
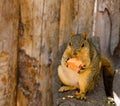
<box><xmin>58</xmin><ymin>86</ymin><xmax>77</xmax><ymax>92</ymax></box>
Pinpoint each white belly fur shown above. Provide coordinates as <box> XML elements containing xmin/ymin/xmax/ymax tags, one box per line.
<box><xmin>58</xmin><ymin>65</ymin><xmax>79</xmax><ymax>87</ymax></box>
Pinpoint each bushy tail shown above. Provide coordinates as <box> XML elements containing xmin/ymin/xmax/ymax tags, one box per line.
<box><xmin>101</xmin><ymin>56</ymin><xmax>115</xmax><ymax>98</ymax></box>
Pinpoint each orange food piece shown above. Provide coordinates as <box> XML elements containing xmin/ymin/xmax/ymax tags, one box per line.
<box><xmin>67</xmin><ymin>58</ymin><xmax>83</xmax><ymax>72</ymax></box>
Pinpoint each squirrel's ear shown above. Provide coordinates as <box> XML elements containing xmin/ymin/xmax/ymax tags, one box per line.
<box><xmin>82</xmin><ymin>32</ymin><xmax>88</xmax><ymax>40</ymax></box>
<box><xmin>70</xmin><ymin>31</ymin><xmax>75</xmax><ymax>37</ymax></box>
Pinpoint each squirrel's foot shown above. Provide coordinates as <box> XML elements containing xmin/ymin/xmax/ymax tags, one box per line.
<box><xmin>107</xmin><ymin>97</ymin><xmax>115</xmax><ymax>106</ymax></box>
<box><xmin>59</xmin><ymin>86</ymin><xmax>76</xmax><ymax>92</ymax></box>
<box><xmin>75</xmin><ymin>91</ymin><xmax>86</xmax><ymax>100</ymax></box>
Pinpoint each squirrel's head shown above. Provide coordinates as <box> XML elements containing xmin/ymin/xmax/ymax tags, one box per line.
<box><xmin>69</xmin><ymin>33</ymin><xmax>89</xmax><ymax>54</ymax></box>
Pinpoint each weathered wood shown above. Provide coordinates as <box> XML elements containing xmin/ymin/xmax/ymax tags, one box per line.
<box><xmin>96</xmin><ymin>0</ymin><xmax>120</xmax><ymax>56</ymax></box>
<box><xmin>59</xmin><ymin>0</ymin><xmax>74</xmax><ymax>49</ymax></box>
<box><xmin>72</xmin><ymin>0</ymin><xmax>95</xmax><ymax>35</ymax></box>
<box><xmin>0</xmin><ymin>0</ymin><xmax>19</xmax><ymax>106</ymax></box>
<box><xmin>59</xmin><ymin>0</ymin><xmax>95</xmax><ymax>51</ymax></box>
<box><xmin>18</xmin><ymin>0</ymin><xmax>60</xmax><ymax>106</ymax></box>
<box><xmin>17</xmin><ymin>50</ymin><xmax>40</xmax><ymax>106</ymax></box>
<box><xmin>39</xmin><ymin>1</ymin><xmax>60</xmax><ymax>106</ymax></box>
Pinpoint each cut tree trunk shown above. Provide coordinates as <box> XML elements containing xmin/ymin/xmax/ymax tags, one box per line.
<box><xmin>0</xmin><ymin>0</ymin><xmax>19</xmax><ymax>106</ymax></box>
<box><xmin>59</xmin><ymin>0</ymin><xmax>94</xmax><ymax>53</ymax></box>
<box><xmin>96</xmin><ymin>0</ymin><xmax>120</xmax><ymax>57</ymax></box>
<box><xmin>17</xmin><ymin>0</ymin><xmax>60</xmax><ymax>106</ymax></box>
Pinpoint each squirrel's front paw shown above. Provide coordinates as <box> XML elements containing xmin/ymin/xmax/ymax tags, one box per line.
<box><xmin>75</xmin><ymin>91</ymin><xmax>86</xmax><ymax>100</ymax></box>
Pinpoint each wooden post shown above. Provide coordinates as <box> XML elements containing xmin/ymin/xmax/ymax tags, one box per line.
<box><xmin>0</xmin><ymin>0</ymin><xmax>19</xmax><ymax>106</ymax></box>
<box><xmin>18</xmin><ymin>0</ymin><xmax>60</xmax><ymax>106</ymax></box>
<box><xmin>96</xmin><ymin>0</ymin><xmax>120</xmax><ymax>56</ymax></box>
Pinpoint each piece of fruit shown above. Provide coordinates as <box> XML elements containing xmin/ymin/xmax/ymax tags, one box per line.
<box><xmin>67</xmin><ymin>58</ymin><xmax>83</xmax><ymax>72</ymax></box>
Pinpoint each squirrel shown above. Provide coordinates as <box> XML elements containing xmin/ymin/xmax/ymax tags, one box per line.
<box><xmin>58</xmin><ymin>33</ymin><xmax>114</xmax><ymax>104</ymax></box>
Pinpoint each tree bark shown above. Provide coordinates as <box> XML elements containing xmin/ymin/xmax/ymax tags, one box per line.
<box><xmin>0</xmin><ymin>0</ymin><xmax>19</xmax><ymax>106</ymax></box>
<box><xmin>59</xmin><ymin>0</ymin><xmax>94</xmax><ymax>52</ymax></box>
<box><xmin>18</xmin><ymin>0</ymin><xmax>60</xmax><ymax>106</ymax></box>
<box><xmin>96</xmin><ymin>0</ymin><xmax>120</xmax><ymax>57</ymax></box>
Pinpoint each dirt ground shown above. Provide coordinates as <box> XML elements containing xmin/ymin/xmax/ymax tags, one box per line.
<box><xmin>53</xmin><ymin>67</ymin><xmax>120</xmax><ymax>106</ymax></box>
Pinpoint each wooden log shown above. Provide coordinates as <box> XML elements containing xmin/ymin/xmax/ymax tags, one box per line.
<box><xmin>96</xmin><ymin>0</ymin><xmax>120</xmax><ymax>56</ymax></box>
<box><xmin>0</xmin><ymin>0</ymin><xmax>19</xmax><ymax>106</ymax></box>
<box><xmin>59</xmin><ymin>0</ymin><xmax>95</xmax><ymax>54</ymax></box>
<box><xmin>18</xmin><ymin>0</ymin><xmax>60</xmax><ymax>106</ymax></box>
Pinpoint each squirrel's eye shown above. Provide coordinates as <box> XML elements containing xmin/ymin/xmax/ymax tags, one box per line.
<box><xmin>81</xmin><ymin>43</ymin><xmax>84</xmax><ymax>47</ymax></box>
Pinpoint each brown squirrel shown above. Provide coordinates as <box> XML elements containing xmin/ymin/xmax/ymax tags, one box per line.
<box><xmin>58</xmin><ymin>33</ymin><xmax>114</xmax><ymax>104</ymax></box>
